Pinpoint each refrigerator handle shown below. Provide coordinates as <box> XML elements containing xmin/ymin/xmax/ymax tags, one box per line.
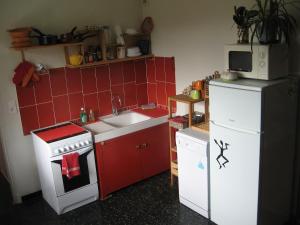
<box><xmin>210</xmin><ymin>120</ymin><xmax>262</xmax><ymax>135</ymax></box>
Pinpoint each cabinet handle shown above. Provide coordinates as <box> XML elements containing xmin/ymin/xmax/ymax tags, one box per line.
<box><xmin>136</xmin><ymin>144</ymin><xmax>141</xmax><ymax>149</ymax></box>
<box><xmin>101</xmin><ymin>142</ymin><xmax>105</xmax><ymax>146</ymax></box>
<box><xmin>141</xmin><ymin>143</ymin><xmax>149</xmax><ymax>149</ymax></box>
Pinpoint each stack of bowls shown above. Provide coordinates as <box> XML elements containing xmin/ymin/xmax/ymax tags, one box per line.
<box><xmin>127</xmin><ymin>46</ymin><xmax>142</xmax><ymax>57</ymax></box>
<box><xmin>8</xmin><ymin>27</ymin><xmax>32</xmax><ymax>48</ymax></box>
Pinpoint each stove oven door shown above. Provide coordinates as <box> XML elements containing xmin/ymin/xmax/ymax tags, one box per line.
<box><xmin>50</xmin><ymin>146</ymin><xmax>97</xmax><ymax>197</ymax></box>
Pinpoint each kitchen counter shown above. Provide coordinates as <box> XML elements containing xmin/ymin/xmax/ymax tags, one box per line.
<box><xmin>84</xmin><ymin>108</ymin><xmax>169</xmax><ymax>143</ymax></box>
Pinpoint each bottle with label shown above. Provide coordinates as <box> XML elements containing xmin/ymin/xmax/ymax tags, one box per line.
<box><xmin>80</xmin><ymin>107</ymin><xmax>87</xmax><ymax>124</ymax></box>
<box><xmin>89</xmin><ymin>109</ymin><xmax>95</xmax><ymax>122</ymax></box>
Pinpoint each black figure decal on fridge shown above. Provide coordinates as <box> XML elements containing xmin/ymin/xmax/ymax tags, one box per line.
<box><xmin>214</xmin><ymin>139</ymin><xmax>229</xmax><ymax>169</ymax></box>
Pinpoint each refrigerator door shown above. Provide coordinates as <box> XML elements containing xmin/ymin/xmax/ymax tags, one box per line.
<box><xmin>210</xmin><ymin>84</ymin><xmax>262</xmax><ymax>132</ymax></box>
<box><xmin>210</xmin><ymin>122</ymin><xmax>261</xmax><ymax>225</ymax></box>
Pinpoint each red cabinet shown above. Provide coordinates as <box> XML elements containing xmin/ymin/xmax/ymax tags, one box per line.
<box><xmin>95</xmin><ymin>123</ymin><xmax>170</xmax><ymax>199</ymax></box>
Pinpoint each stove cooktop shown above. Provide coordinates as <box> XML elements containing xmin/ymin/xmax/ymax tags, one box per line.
<box><xmin>33</xmin><ymin>122</ymin><xmax>88</xmax><ymax>143</ymax></box>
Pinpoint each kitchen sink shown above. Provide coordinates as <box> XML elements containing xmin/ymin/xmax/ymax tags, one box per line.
<box><xmin>100</xmin><ymin>111</ymin><xmax>151</xmax><ymax>127</ymax></box>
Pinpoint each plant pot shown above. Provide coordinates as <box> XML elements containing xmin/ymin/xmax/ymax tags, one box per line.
<box><xmin>257</xmin><ymin>20</ymin><xmax>279</xmax><ymax>44</ymax></box>
<box><xmin>237</xmin><ymin>26</ymin><xmax>249</xmax><ymax>44</ymax></box>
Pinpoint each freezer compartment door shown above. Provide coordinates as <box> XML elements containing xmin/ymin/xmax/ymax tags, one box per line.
<box><xmin>210</xmin><ymin>122</ymin><xmax>261</xmax><ymax>225</ymax></box>
<box><xmin>210</xmin><ymin>84</ymin><xmax>262</xmax><ymax>132</ymax></box>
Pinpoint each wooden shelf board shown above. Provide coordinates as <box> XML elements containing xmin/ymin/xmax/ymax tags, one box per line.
<box><xmin>10</xmin><ymin>42</ymin><xmax>84</xmax><ymax>51</ymax></box>
<box><xmin>191</xmin><ymin>122</ymin><xmax>209</xmax><ymax>133</ymax></box>
<box><xmin>66</xmin><ymin>54</ymin><xmax>154</xmax><ymax>68</ymax></box>
<box><xmin>168</xmin><ymin>94</ymin><xmax>203</xmax><ymax>104</ymax></box>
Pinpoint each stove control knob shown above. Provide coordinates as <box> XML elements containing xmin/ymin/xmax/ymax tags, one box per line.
<box><xmin>84</xmin><ymin>140</ymin><xmax>90</xmax><ymax>145</ymax></box>
<box><xmin>58</xmin><ymin>148</ymin><xmax>64</xmax><ymax>153</ymax></box>
<box><xmin>64</xmin><ymin>146</ymin><xmax>69</xmax><ymax>152</ymax></box>
<box><xmin>70</xmin><ymin>145</ymin><xmax>75</xmax><ymax>150</ymax></box>
<box><xmin>75</xmin><ymin>143</ymin><xmax>80</xmax><ymax>148</ymax></box>
<box><xmin>79</xmin><ymin>141</ymin><xmax>84</xmax><ymax>147</ymax></box>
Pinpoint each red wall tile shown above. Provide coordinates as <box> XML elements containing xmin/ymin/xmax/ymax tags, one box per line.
<box><xmin>50</xmin><ymin>68</ymin><xmax>67</xmax><ymax>96</ymax></box>
<box><xmin>123</xmin><ymin>61</ymin><xmax>135</xmax><ymax>83</ymax></box>
<box><xmin>66</xmin><ymin>68</ymin><xmax>82</xmax><ymax>93</ymax></box>
<box><xmin>146</xmin><ymin>58</ymin><xmax>156</xmax><ymax>83</ymax></box>
<box><xmin>34</xmin><ymin>75</ymin><xmax>51</xmax><ymax>104</ymax></box>
<box><xmin>53</xmin><ymin>95</ymin><xmax>70</xmax><ymax>123</ymax></box>
<box><xmin>96</xmin><ymin>66</ymin><xmax>110</xmax><ymax>91</ymax></box>
<box><xmin>69</xmin><ymin>93</ymin><xmax>84</xmax><ymax>119</ymax></box>
<box><xmin>84</xmin><ymin>93</ymin><xmax>99</xmax><ymax>118</ymax></box>
<box><xmin>156</xmin><ymin>82</ymin><xmax>167</xmax><ymax>106</ymax></box>
<box><xmin>37</xmin><ymin>102</ymin><xmax>55</xmax><ymax>127</ymax></box>
<box><xmin>135</xmin><ymin>60</ymin><xmax>147</xmax><ymax>84</ymax></box>
<box><xmin>19</xmin><ymin>106</ymin><xmax>39</xmax><ymax>134</ymax></box>
<box><xmin>165</xmin><ymin>57</ymin><xmax>176</xmax><ymax>83</ymax></box>
<box><xmin>81</xmin><ymin>68</ymin><xmax>97</xmax><ymax>94</ymax></box>
<box><xmin>98</xmin><ymin>91</ymin><xmax>112</xmax><ymax>116</ymax></box>
<box><xmin>136</xmin><ymin>84</ymin><xmax>148</xmax><ymax>106</ymax></box>
<box><xmin>16</xmin><ymin>84</ymin><xmax>35</xmax><ymax>107</ymax></box>
<box><xmin>147</xmin><ymin>83</ymin><xmax>157</xmax><ymax>103</ymax></box>
<box><xmin>124</xmin><ymin>83</ymin><xmax>137</xmax><ymax>107</ymax></box>
<box><xmin>155</xmin><ymin>57</ymin><xmax>165</xmax><ymax>82</ymax></box>
<box><xmin>110</xmin><ymin>62</ymin><xmax>123</xmax><ymax>85</ymax></box>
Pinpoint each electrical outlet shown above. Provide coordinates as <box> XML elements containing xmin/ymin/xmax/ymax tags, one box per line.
<box><xmin>8</xmin><ymin>100</ymin><xmax>18</xmax><ymax>114</ymax></box>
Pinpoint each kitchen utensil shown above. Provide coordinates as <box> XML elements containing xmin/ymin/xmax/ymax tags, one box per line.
<box><xmin>69</xmin><ymin>54</ymin><xmax>83</xmax><ymax>66</ymax></box>
<box><xmin>117</xmin><ymin>46</ymin><xmax>125</xmax><ymax>59</ymax></box>
<box><xmin>138</xmin><ymin>40</ymin><xmax>150</xmax><ymax>55</ymax></box>
<box><xmin>127</xmin><ymin>46</ymin><xmax>141</xmax><ymax>57</ymax></box>
<box><xmin>31</xmin><ymin>28</ymin><xmax>58</xmax><ymax>45</ymax></box>
<box><xmin>141</xmin><ymin>17</ymin><xmax>154</xmax><ymax>34</ymax></box>
<box><xmin>59</xmin><ymin>26</ymin><xmax>77</xmax><ymax>43</ymax></box>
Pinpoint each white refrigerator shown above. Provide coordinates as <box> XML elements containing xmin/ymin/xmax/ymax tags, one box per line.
<box><xmin>209</xmin><ymin>78</ymin><xmax>297</xmax><ymax>225</ymax></box>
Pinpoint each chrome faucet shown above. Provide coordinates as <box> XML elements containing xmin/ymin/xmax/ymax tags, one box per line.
<box><xmin>112</xmin><ymin>95</ymin><xmax>122</xmax><ymax>116</ymax></box>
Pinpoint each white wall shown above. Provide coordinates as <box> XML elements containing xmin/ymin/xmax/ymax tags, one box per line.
<box><xmin>142</xmin><ymin>0</ymin><xmax>300</xmax><ymax>113</ymax></box>
<box><xmin>0</xmin><ymin>0</ymin><xmax>142</xmax><ymax>203</ymax></box>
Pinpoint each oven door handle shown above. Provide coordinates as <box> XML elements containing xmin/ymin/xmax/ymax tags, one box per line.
<box><xmin>50</xmin><ymin>146</ymin><xmax>94</xmax><ymax>162</ymax></box>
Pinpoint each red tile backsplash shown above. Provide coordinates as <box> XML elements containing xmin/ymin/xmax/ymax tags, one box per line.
<box><xmin>96</xmin><ymin>66</ymin><xmax>110</xmax><ymax>91</ymax></box>
<box><xmin>34</xmin><ymin>75</ymin><xmax>52</xmax><ymax>104</ymax></box>
<box><xmin>123</xmin><ymin>61</ymin><xmax>135</xmax><ymax>83</ymax></box>
<box><xmin>53</xmin><ymin>95</ymin><xmax>70</xmax><ymax>123</ymax></box>
<box><xmin>19</xmin><ymin>106</ymin><xmax>39</xmax><ymax>134</ymax></box>
<box><xmin>69</xmin><ymin>92</ymin><xmax>84</xmax><ymax>120</ymax></box>
<box><xmin>66</xmin><ymin>68</ymin><xmax>82</xmax><ymax>93</ymax></box>
<box><xmin>37</xmin><ymin>102</ymin><xmax>55</xmax><ymax>128</ymax></box>
<box><xmin>16</xmin><ymin>57</ymin><xmax>176</xmax><ymax>135</ymax></box>
<box><xmin>110</xmin><ymin>62</ymin><xmax>123</xmax><ymax>85</ymax></box>
<box><xmin>16</xmin><ymin>83</ymin><xmax>35</xmax><ymax>107</ymax></box>
<box><xmin>50</xmin><ymin>68</ymin><xmax>67</xmax><ymax>96</ymax></box>
<box><xmin>81</xmin><ymin>68</ymin><xmax>97</xmax><ymax>94</ymax></box>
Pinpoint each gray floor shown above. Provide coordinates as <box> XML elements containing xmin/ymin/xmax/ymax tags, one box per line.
<box><xmin>2</xmin><ymin>172</ymin><xmax>213</xmax><ymax>225</ymax></box>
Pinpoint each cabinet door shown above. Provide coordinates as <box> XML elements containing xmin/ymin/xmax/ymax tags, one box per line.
<box><xmin>95</xmin><ymin>133</ymin><xmax>143</xmax><ymax>199</ymax></box>
<box><xmin>139</xmin><ymin>123</ymin><xmax>170</xmax><ymax>178</ymax></box>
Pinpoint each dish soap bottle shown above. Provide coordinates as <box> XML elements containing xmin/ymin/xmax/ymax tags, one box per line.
<box><xmin>89</xmin><ymin>109</ymin><xmax>95</xmax><ymax>122</ymax></box>
<box><xmin>80</xmin><ymin>107</ymin><xmax>87</xmax><ymax>124</ymax></box>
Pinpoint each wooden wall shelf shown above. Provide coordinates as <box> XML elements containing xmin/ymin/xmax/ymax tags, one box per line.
<box><xmin>10</xmin><ymin>42</ymin><xmax>84</xmax><ymax>51</ymax></box>
<box><xmin>66</xmin><ymin>54</ymin><xmax>154</xmax><ymax>68</ymax></box>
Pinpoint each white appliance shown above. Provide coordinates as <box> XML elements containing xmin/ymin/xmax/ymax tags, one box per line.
<box><xmin>32</xmin><ymin>122</ymin><xmax>98</xmax><ymax>215</ymax></box>
<box><xmin>176</xmin><ymin>128</ymin><xmax>210</xmax><ymax>218</ymax></box>
<box><xmin>209</xmin><ymin>78</ymin><xmax>297</xmax><ymax>225</ymax></box>
<box><xmin>224</xmin><ymin>44</ymin><xmax>288</xmax><ymax>80</ymax></box>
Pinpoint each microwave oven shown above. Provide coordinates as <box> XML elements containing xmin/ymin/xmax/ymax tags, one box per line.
<box><xmin>224</xmin><ymin>44</ymin><xmax>288</xmax><ymax>80</ymax></box>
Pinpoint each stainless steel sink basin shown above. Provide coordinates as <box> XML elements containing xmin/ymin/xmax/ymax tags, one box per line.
<box><xmin>100</xmin><ymin>111</ymin><xmax>151</xmax><ymax>127</ymax></box>
<box><xmin>84</xmin><ymin>121</ymin><xmax>116</xmax><ymax>134</ymax></box>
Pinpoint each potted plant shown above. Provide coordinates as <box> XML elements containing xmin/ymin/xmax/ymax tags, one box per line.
<box><xmin>233</xmin><ymin>0</ymin><xmax>300</xmax><ymax>45</ymax></box>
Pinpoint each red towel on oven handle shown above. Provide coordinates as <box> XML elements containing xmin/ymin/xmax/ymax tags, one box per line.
<box><xmin>61</xmin><ymin>152</ymin><xmax>81</xmax><ymax>179</ymax></box>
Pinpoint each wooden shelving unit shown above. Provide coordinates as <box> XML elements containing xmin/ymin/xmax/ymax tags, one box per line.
<box><xmin>65</xmin><ymin>54</ymin><xmax>154</xmax><ymax>68</ymax></box>
<box><xmin>11</xmin><ymin>31</ymin><xmax>153</xmax><ymax>68</ymax></box>
<box><xmin>167</xmin><ymin>94</ymin><xmax>204</xmax><ymax>186</ymax></box>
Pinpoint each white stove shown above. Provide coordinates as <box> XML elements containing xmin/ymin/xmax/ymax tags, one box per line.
<box><xmin>31</xmin><ymin>122</ymin><xmax>98</xmax><ymax>214</ymax></box>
